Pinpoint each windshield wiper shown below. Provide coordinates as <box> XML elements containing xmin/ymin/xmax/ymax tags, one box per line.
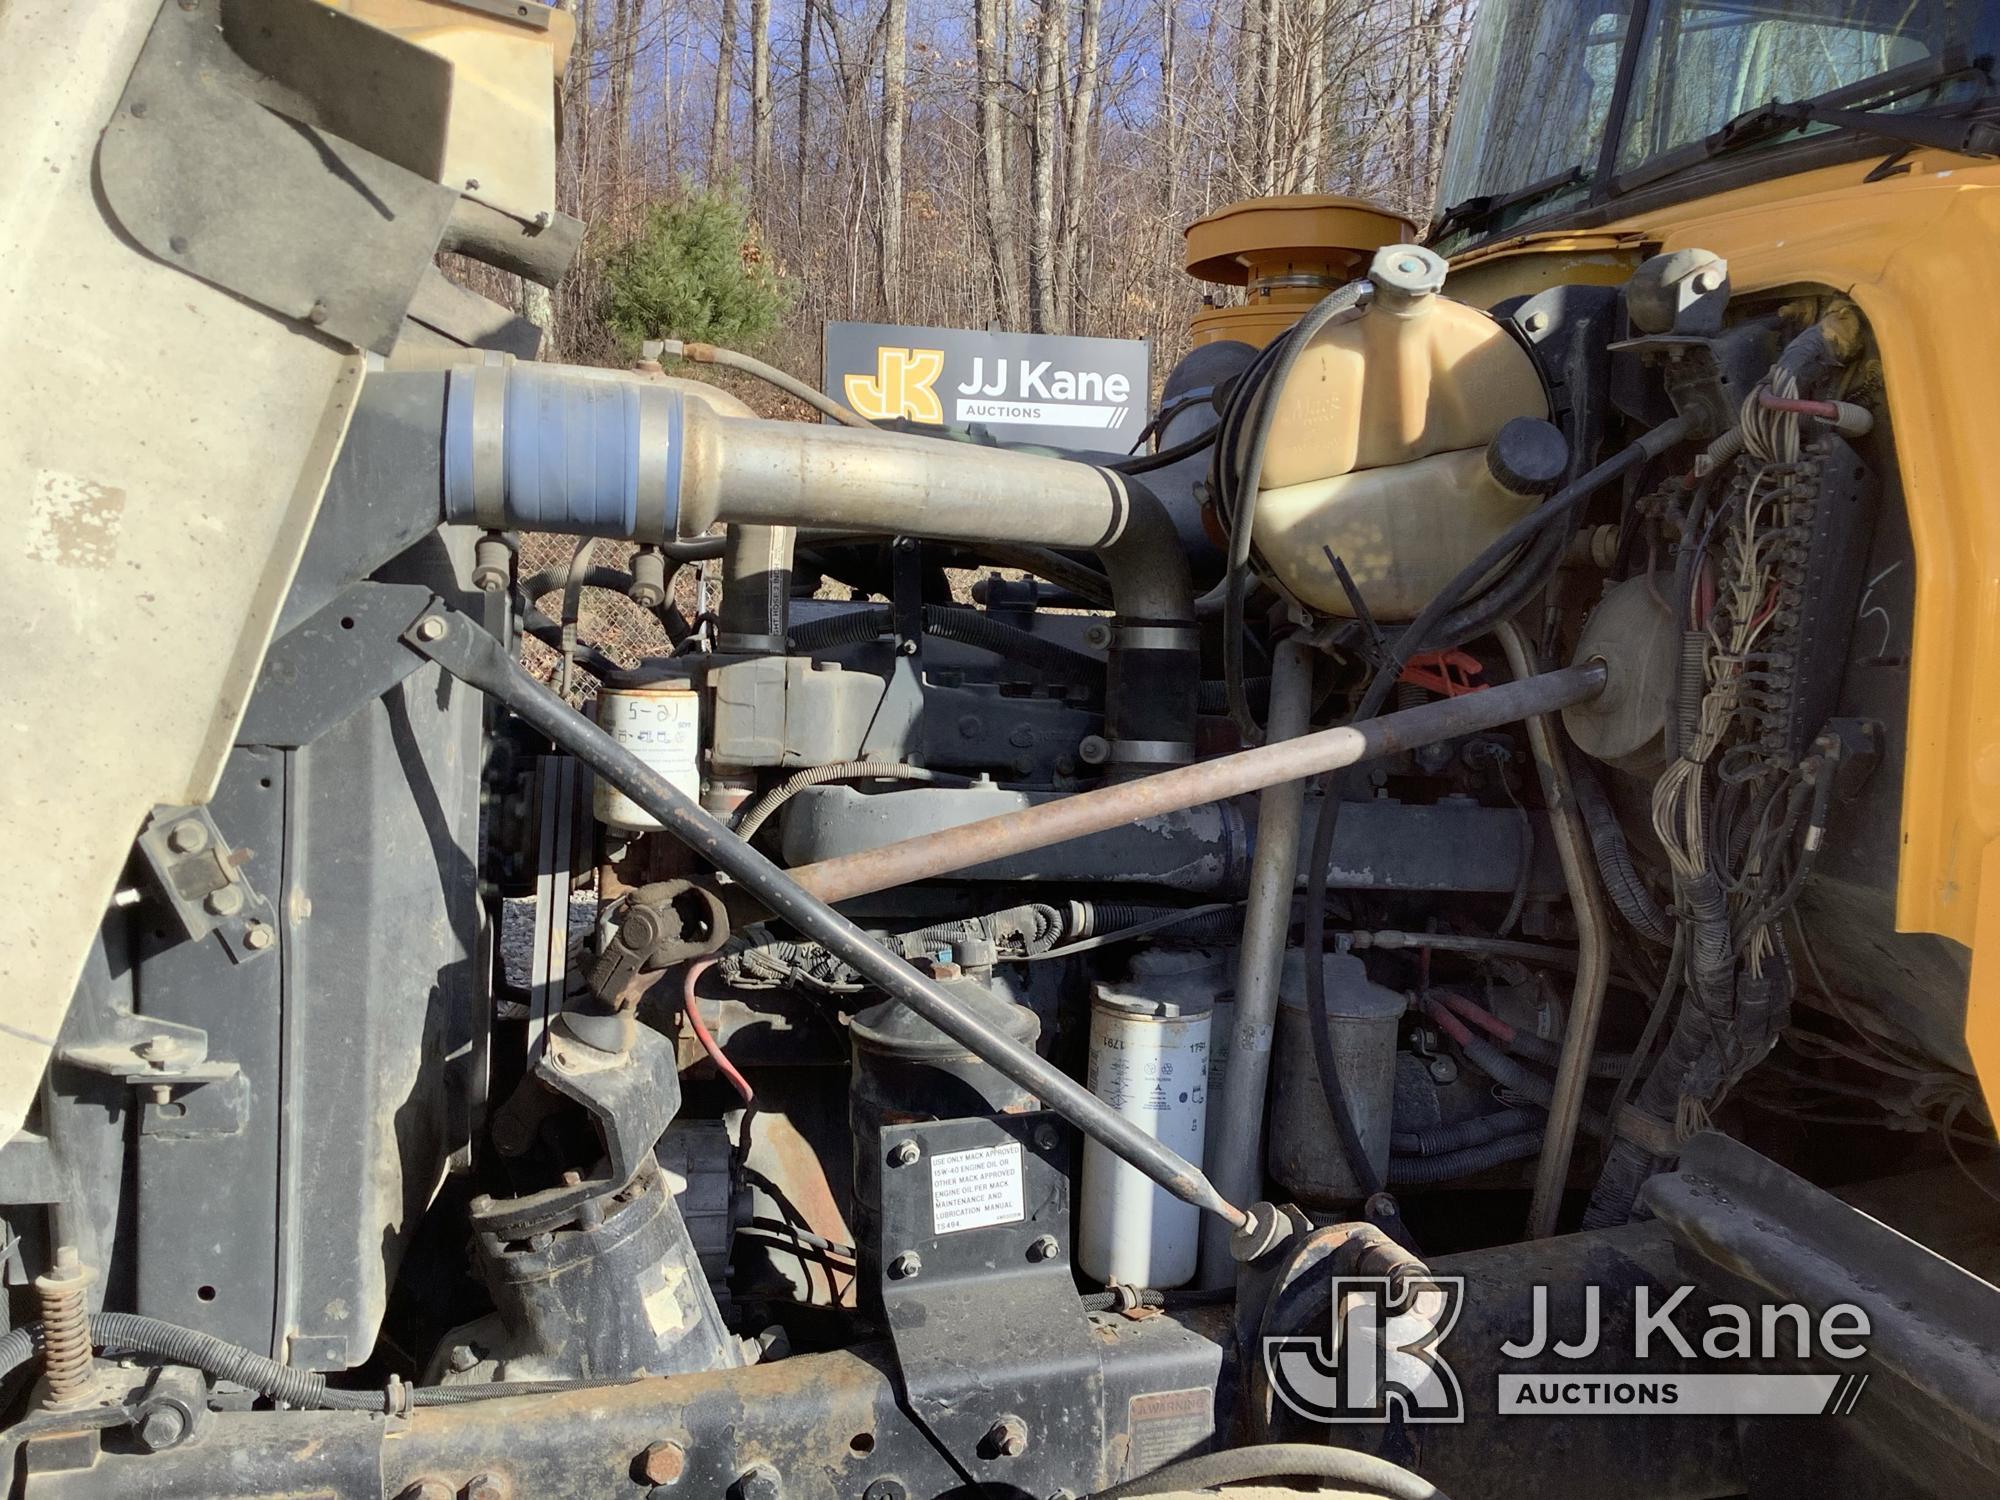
<box><xmin>1622</xmin><ymin>46</ymin><xmax>1997</xmax><ymax>193</ymax></box>
<box><xmin>1430</xmin><ymin>166</ymin><xmax>1585</xmax><ymax>243</ymax></box>
<box><xmin>1713</xmin><ymin>44</ymin><xmax>1997</xmax><ymax>155</ymax></box>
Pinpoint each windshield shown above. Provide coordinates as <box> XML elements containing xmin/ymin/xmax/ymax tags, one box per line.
<box><xmin>1435</xmin><ymin>0</ymin><xmax>1993</xmax><ymax>247</ymax></box>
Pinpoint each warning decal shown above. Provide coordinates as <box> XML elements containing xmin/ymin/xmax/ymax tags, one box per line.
<box><xmin>929</xmin><ymin>1142</ymin><xmax>1026</xmax><ymax>1235</ymax></box>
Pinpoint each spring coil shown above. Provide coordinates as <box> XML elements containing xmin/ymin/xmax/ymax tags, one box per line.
<box><xmin>35</xmin><ymin>1249</ymin><xmax>93</xmax><ymax>1405</ymax></box>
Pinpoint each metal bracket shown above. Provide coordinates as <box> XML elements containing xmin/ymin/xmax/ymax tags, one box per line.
<box><xmin>482</xmin><ymin>1022</ymin><xmax>684</xmax><ymax>1237</ymax></box>
<box><xmin>132</xmin><ymin>806</ymin><xmax>278</xmax><ymax>964</ymax></box>
<box><xmin>875</xmin><ymin>1112</ymin><xmax>1108</xmax><ymax>1496</ymax></box>
<box><xmin>57</xmin><ymin>1014</ymin><xmax>237</xmax><ymax>1091</ymax></box>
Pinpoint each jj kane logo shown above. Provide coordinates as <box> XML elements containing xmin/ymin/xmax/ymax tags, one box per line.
<box><xmin>1264</xmin><ymin>1274</ymin><xmax>1465</xmax><ymax>1424</ymax></box>
<box><xmin>843</xmin><ymin>346</ymin><xmax>945</xmax><ymax>423</ymax></box>
<box><xmin>1263</xmin><ymin>1278</ymin><xmax>1876</xmax><ymax>1423</ymax></box>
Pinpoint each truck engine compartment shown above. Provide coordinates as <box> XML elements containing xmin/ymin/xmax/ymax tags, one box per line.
<box><xmin>4</xmin><ymin>9</ymin><xmax>1999</xmax><ymax>1496</ymax></box>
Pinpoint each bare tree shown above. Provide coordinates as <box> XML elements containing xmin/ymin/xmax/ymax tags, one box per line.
<box><xmin>750</xmin><ymin>0</ymin><xmax>772</xmax><ymax>204</ymax></box>
<box><xmin>975</xmin><ymin>0</ymin><xmax>1027</xmax><ymax>329</ymax></box>
<box><xmin>1057</xmin><ymin>0</ymin><xmax>1101</xmax><ymax>332</ymax></box>
<box><xmin>793</xmin><ymin>0</ymin><xmax>814</xmax><ymax>211</ymax></box>
<box><xmin>878</xmin><ymin>0</ymin><xmax>908</xmax><ymax>317</ymax></box>
<box><xmin>1026</xmin><ymin>0</ymin><xmax>1064</xmax><ymax>332</ymax></box>
<box><xmin>709</xmin><ymin>0</ymin><xmax>737</xmax><ymax>181</ymax></box>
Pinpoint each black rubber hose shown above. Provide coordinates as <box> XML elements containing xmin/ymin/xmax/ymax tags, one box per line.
<box><xmin>1503</xmin><ymin>1028</ymin><xmax>1635</xmax><ymax>1079</ymax></box>
<box><xmin>0</xmin><ymin>1315</ymin><xmax>630</xmax><ymax>1412</ymax></box>
<box><xmin>924</xmin><ymin>605</ymin><xmax>1105</xmax><ymax>682</ymax></box>
<box><xmin>1388</xmin><ymin>1130</ymin><xmax>1544</xmax><ymax>1185</ymax></box>
<box><xmin>1079</xmin><ymin>903</ymin><xmax>1246</xmax><ymax>947</ymax></box>
<box><xmin>1570</xmin><ymin>761</ymin><xmax>1673</xmax><ymax>945</ymax></box>
<box><xmin>1092</xmin><ymin>1442</ymin><xmax>1452</xmax><ymax>1500</ymax></box>
<box><xmin>1391</xmin><ymin>1105</ymin><xmax>1544</xmax><ymax>1156</ymax></box>
<box><xmin>1217</xmin><ymin>281</ymin><xmax>1371</xmax><ymax>743</ymax></box>
<box><xmin>785</xmin><ymin>604</ymin><xmax>1106</xmax><ymax>685</ymax></box>
<box><xmin>785</xmin><ymin>605</ymin><xmax>893</xmax><ymax>652</ymax></box>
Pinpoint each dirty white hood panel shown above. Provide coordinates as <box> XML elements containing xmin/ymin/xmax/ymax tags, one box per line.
<box><xmin>0</xmin><ymin>0</ymin><xmax>361</xmax><ymax>1132</ymax></box>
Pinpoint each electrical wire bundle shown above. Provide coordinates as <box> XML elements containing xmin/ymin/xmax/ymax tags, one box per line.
<box><xmin>1586</xmin><ymin>320</ymin><xmax>1858</xmax><ymax>1224</ymax></box>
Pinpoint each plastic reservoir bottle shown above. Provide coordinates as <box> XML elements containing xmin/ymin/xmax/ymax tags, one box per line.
<box><xmin>1078</xmin><ymin>983</ymin><xmax>1212</xmax><ymax>1289</ymax></box>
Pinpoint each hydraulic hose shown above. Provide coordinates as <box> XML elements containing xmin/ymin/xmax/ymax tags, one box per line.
<box><xmin>1571</xmin><ymin>759</ymin><xmax>1673</xmax><ymax>945</ymax></box>
<box><xmin>1215</xmin><ymin>279</ymin><xmax>1372</xmax><ymax>743</ymax></box>
<box><xmin>1094</xmin><ymin>1442</ymin><xmax>1452</xmax><ymax>1500</ymax></box>
<box><xmin>784</xmin><ymin>604</ymin><xmax>1106</xmax><ymax>683</ymax></box>
<box><xmin>0</xmin><ymin>1314</ymin><xmax>609</xmax><ymax>1411</ymax></box>
<box><xmin>1388</xmin><ymin>1130</ymin><xmax>1544</xmax><ymax>1185</ymax></box>
<box><xmin>731</xmin><ymin>761</ymin><xmax>967</xmax><ymax>844</ymax></box>
<box><xmin>1391</xmin><ymin>1105</ymin><xmax>1544</xmax><ymax>1156</ymax></box>
<box><xmin>654</xmin><ymin>338</ymin><xmax>877</xmax><ymax>429</ymax></box>
<box><xmin>405</xmin><ymin>607</ymin><xmax>1251</xmax><ymax>1230</ymax></box>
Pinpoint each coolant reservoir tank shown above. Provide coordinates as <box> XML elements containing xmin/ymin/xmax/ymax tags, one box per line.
<box><xmin>1257</xmin><ymin>418</ymin><xmax>1568</xmax><ymax>620</ymax></box>
<box><xmin>1259</xmin><ymin>245</ymin><xmax>1548</xmax><ymax>489</ymax></box>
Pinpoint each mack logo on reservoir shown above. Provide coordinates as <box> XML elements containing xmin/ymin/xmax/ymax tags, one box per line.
<box><xmin>825</xmin><ymin>320</ymin><xmax>1150</xmax><ymax>453</ymax></box>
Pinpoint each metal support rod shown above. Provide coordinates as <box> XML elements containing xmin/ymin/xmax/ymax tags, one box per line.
<box><xmin>1197</xmin><ymin>639</ymin><xmax>1316</xmax><ymax>1286</ymax></box>
<box><xmin>402</xmin><ymin>606</ymin><xmax>1250</xmax><ymax>1230</ymax></box>
<box><xmin>1496</xmin><ymin>622</ymin><xmax>1612</xmax><ymax>1238</ymax></box>
<box><xmin>788</xmin><ymin>660</ymin><xmax>1611</xmax><ymax>905</ymax></box>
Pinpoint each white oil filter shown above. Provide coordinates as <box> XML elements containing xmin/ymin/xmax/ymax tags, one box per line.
<box><xmin>1078</xmin><ymin>986</ymin><xmax>1212</xmax><ymax>1289</ymax></box>
<box><xmin>593</xmin><ymin>677</ymin><xmax>701</xmax><ymax>832</ymax></box>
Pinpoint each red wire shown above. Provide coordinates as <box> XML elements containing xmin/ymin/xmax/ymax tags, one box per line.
<box><xmin>1758</xmin><ymin>392</ymin><xmax>1840</xmax><ymax>420</ymax></box>
<box><xmin>1422</xmin><ymin>995</ymin><xmax>1476</xmax><ymax>1048</ymax></box>
<box><xmin>682</xmin><ymin>956</ymin><xmax>753</xmax><ymax>1104</ymax></box>
<box><xmin>1434</xmin><ymin>990</ymin><xmax>1517</xmax><ymax>1045</ymax></box>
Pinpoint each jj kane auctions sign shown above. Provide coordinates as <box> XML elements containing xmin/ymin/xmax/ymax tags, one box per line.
<box><xmin>824</xmin><ymin>321</ymin><xmax>1152</xmax><ymax>453</ymax></box>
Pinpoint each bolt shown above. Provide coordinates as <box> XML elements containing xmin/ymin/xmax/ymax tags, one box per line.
<box><xmin>137</xmin><ymin>1034</ymin><xmax>177</xmax><ymax>1063</ymax></box>
<box><xmin>243</xmin><ymin>924</ymin><xmax>274</xmax><ymax>952</ymax></box>
<box><xmin>204</xmin><ymin>884</ymin><xmax>244</xmax><ymax>917</ymax></box>
<box><xmin>1522</xmin><ymin>310</ymin><xmax>1549</xmax><ymax>335</ymax></box>
<box><xmin>956</xmin><ymin>714</ymin><xmax>982</xmax><ymax>740</ymax></box>
<box><xmin>888</xmin><ymin>1139</ymin><xmax>921</xmax><ymax>1168</ymax></box>
<box><xmin>415</xmin><ymin>614</ymin><xmax>448</xmax><ymax>642</ymax></box>
<box><xmin>1033</xmin><ymin>1122</ymin><xmax>1059</xmax><ymax>1150</ymax></box>
<box><xmin>167</xmin><ymin>819</ymin><xmax>208</xmax><ymax>854</ymax></box>
<box><xmin>463</xmin><ymin>1473</ymin><xmax>509</xmax><ymax>1500</ymax></box>
<box><xmin>465</xmin><ymin>178</ymin><xmax>482</xmax><ymax>191</ymax></box>
<box><xmin>168</xmin><ymin>234</ymin><xmax>188</xmax><ymax>254</ymax></box>
<box><xmin>639</xmin><ymin>1440</ymin><xmax>688</xmax><ymax>1485</ymax></box>
<box><xmin>395</xmin><ymin>1482</ymin><xmax>454</xmax><ymax>1500</ymax></box>
<box><xmin>1084</xmin><ymin>622</ymin><xmax>1112</xmax><ymax>649</ymax></box>
<box><xmin>863</xmin><ymin>1482</ymin><xmax>906</xmax><ymax>1500</ymax></box>
<box><xmin>734</xmin><ymin>1462</ymin><xmax>781</xmax><ymax>1500</ymax></box>
<box><xmin>984</xmin><ymin>1415</ymin><xmax>1029</xmax><ymax>1458</ymax></box>
<box><xmin>1691</xmin><ymin>268</ymin><xmax>1721</xmax><ymax>294</ymax></box>
<box><xmin>446</xmin><ymin>1343</ymin><xmax>479</xmax><ymax>1373</ymax></box>
<box><xmin>136</xmin><ymin>1403</ymin><xmax>188</xmax><ymax>1451</ymax></box>
<box><xmin>897</xmin><ymin>637</ymin><xmax>918</xmax><ymax>656</ymax></box>
<box><xmin>1027</xmin><ymin>1234</ymin><xmax>1060</xmax><ymax>1263</ymax></box>
<box><xmin>1077</xmin><ymin>734</ymin><xmax>1110</xmax><ymax>766</ymax></box>
<box><xmin>888</xmin><ymin>1250</ymin><xmax>922</xmax><ymax>1280</ymax></box>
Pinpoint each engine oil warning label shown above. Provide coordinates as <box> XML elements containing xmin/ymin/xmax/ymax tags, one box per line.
<box><xmin>930</xmin><ymin>1142</ymin><xmax>1025</xmax><ymax>1235</ymax></box>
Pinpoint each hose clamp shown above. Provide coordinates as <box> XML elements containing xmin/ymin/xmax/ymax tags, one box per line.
<box><xmin>1107</xmin><ymin>738</ymin><xmax>1196</xmax><ymax>766</ymax></box>
<box><xmin>1114</xmin><ymin>624</ymin><xmax>1200</xmax><ymax>653</ymax></box>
